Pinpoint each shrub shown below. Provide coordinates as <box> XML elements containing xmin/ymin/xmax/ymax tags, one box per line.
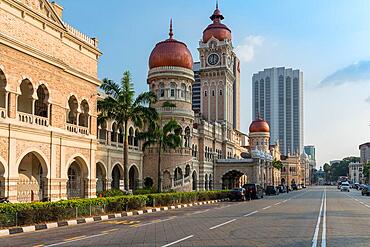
<box><xmin>0</xmin><ymin>191</ymin><xmax>228</xmax><ymax>228</ymax></box>
<box><xmin>97</xmin><ymin>189</ymin><xmax>126</xmax><ymax>197</ymax></box>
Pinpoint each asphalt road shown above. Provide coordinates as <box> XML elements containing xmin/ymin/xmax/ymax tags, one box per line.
<box><xmin>1</xmin><ymin>186</ymin><xmax>369</xmax><ymax>247</ymax></box>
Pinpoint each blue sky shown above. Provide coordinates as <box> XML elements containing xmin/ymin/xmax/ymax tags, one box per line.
<box><xmin>58</xmin><ymin>0</ymin><xmax>370</xmax><ymax>167</ymax></box>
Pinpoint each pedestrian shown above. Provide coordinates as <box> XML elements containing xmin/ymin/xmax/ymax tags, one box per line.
<box><xmin>286</xmin><ymin>185</ymin><xmax>289</xmax><ymax>193</ymax></box>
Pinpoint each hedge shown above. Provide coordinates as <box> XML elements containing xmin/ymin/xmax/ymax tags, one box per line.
<box><xmin>0</xmin><ymin>191</ymin><xmax>228</xmax><ymax>228</ymax></box>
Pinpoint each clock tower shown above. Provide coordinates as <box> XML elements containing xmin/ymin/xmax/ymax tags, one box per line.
<box><xmin>198</xmin><ymin>3</ymin><xmax>240</xmax><ymax>131</ymax></box>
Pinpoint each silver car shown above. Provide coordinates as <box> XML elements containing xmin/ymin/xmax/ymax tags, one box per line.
<box><xmin>340</xmin><ymin>182</ymin><xmax>350</xmax><ymax>192</ymax></box>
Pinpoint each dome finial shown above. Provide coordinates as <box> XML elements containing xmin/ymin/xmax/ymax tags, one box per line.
<box><xmin>169</xmin><ymin>18</ymin><xmax>173</xmax><ymax>39</ymax></box>
<box><xmin>216</xmin><ymin>0</ymin><xmax>219</xmax><ymax>10</ymax></box>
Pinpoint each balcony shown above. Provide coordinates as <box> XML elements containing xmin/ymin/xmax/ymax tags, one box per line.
<box><xmin>66</xmin><ymin>123</ymin><xmax>89</xmax><ymax>135</ymax></box>
<box><xmin>18</xmin><ymin>112</ymin><xmax>49</xmax><ymax>127</ymax></box>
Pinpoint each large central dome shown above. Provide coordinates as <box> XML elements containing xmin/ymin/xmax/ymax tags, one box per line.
<box><xmin>149</xmin><ymin>20</ymin><xmax>193</xmax><ymax>70</ymax></box>
<box><xmin>202</xmin><ymin>4</ymin><xmax>232</xmax><ymax>43</ymax></box>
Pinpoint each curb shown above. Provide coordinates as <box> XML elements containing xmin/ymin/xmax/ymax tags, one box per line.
<box><xmin>0</xmin><ymin>199</ymin><xmax>227</xmax><ymax>237</ymax></box>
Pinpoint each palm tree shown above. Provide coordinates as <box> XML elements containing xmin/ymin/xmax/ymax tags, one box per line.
<box><xmin>98</xmin><ymin>71</ymin><xmax>158</xmax><ymax>191</ymax></box>
<box><xmin>138</xmin><ymin>119</ymin><xmax>182</xmax><ymax>192</ymax></box>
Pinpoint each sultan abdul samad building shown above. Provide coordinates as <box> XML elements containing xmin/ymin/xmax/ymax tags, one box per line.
<box><xmin>0</xmin><ymin>0</ymin><xmax>310</xmax><ymax>202</ymax></box>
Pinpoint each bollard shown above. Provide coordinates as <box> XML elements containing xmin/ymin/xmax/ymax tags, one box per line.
<box><xmin>89</xmin><ymin>205</ymin><xmax>92</xmax><ymax>216</ymax></box>
<box><xmin>15</xmin><ymin>212</ymin><xmax>18</xmax><ymax>227</ymax></box>
<box><xmin>75</xmin><ymin>207</ymin><xmax>78</xmax><ymax>219</ymax></box>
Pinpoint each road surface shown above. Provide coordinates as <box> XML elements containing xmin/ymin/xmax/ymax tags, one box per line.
<box><xmin>1</xmin><ymin>186</ymin><xmax>369</xmax><ymax>247</ymax></box>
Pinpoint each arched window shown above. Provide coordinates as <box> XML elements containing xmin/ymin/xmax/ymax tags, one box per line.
<box><xmin>111</xmin><ymin>122</ymin><xmax>117</xmax><ymax>142</ymax></box>
<box><xmin>219</xmin><ymin>89</ymin><xmax>222</xmax><ymax>96</ymax></box>
<box><xmin>174</xmin><ymin>167</ymin><xmax>183</xmax><ymax>180</ymax></box>
<box><xmin>204</xmin><ymin>90</ymin><xmax>207</xmax><ymax>97</ymax></box>
<box><xmin>18</xmin><ymin>79</ymin><xmax>34</xmax><ymax>114</ymax></box>
<box><xmin>159</xmin><ymin>83</ymin><xmax>164</xmax><ymax>98</ymax></box>
<box><xmin>134</xmin><ymin>129</ymin><xmax>139</xmax><ymax>147</ymax></box>
<box><xmin>78</xmin><ymin>100</ymin><xmax>89</xmax><ymax>127</ymax></box>
<box><xmin>185</xmin><ymin>165</ymin><xmax>191</xmax><ymax>177</ymax></box>
<box><xmin>118</xmin><ymin>125</ymin><xmax>124</xmax><ymax>143</ymax></box>
<box><xmin>99</xmin><ymin>121</ymin><xmax>107</xmax><ymax>141</ymax></box>
<box><xmin>34</xmin><ymin>85</ymin><xmax>49</xmax><ymax>118</ymax></box>
<box><xmin>181</xmin><ymin>83</ymin><xmax>186</xmax><ymax>98</ymax></box>
<box><xmin>67</xmin><ymin>96</ymin><xmax>78</xmax><ymax>125</ymax></box>
<box><xmin>128</xmin><ymin>127</ymin><xmax>134</xmax><ymax>145</ymax></box>
<box><xmin>184</xmin><ymin>126</ymin><xmax>191</xmax><ymax>148</ymax></box>
<box><xmin>0</xmin><ymin>69</ymin><xmax>7</xmax><ymax>111</ymax></box>
<box><xmin>170</xmin><ymin>82</ymin><xmax>176</xmax><ymax>98</ymax></box>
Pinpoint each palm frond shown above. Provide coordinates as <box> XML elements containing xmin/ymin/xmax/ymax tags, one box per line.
<box><xmin>100</xmin><ymin>78</ymin><xmax>120</xmax><ymax>98</ymax></box>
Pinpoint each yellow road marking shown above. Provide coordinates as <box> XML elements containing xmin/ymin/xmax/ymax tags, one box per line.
<box><xmin>102</xmin><ymin>228</ymin><xmax>119</xmax><ymax>233</ymax></box>
<box><xmin>64</xmin><ymin>235</ymin><xmax>87</xmax><ymax>241</ymax></box>
<box><xmin>32</xmin><ymin>245</ymin><xmax>44</xmax><ymax>247</ymax></box>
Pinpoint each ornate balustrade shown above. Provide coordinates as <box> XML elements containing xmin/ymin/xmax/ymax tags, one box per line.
<box><xmin>66</xmin><ymin>123</ymin><xmax>89</xmax><ymax>135</ymax></box>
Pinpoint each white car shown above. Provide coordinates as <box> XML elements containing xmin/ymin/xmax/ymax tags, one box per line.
<box><xmin>340</xmin><ymin>182</ymin><xmax>350</xmax><ymax>192</ymax></box>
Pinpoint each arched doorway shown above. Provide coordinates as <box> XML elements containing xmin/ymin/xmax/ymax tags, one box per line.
<box><xmin>0</xmin><ymin>161</ymin><xmax>5</xmax><ymax>198</ymax></box>
<box><xmin>281</xmin><ymin>178</ymin><xmax>286</xmax><ymax>185</ymax></box>
<box><xmin>204</xmin><ymin>174</ymin><xmax>208</xmax><ymax>190</ymax></box>
<box><xmin>0</xmin><ymin>69</ymin><xmax>7</xmax><ymax>116</ymax></box>
<box><xmin>192</xmin><ymin>171</ymin><xmax>197</xmax><ymax>191</ymax></box>
<box><xmin>67</xmin><ymin>158</ymin><xmax>88</xmax><ymax>199</ymax></box>
<box><xmin>209</xmin><ymin>174</ymin><xmax>213</xmax><ymax>190</ymax></box>
<box><xmin>222</xmin><ymin>170</ymin><xmax>244</xmax><ymax>190</ymax></box>
<box><xmin>162</xmin><ymin>170</ymin><xmax>171</xmax><ymax>190</ymax></box>
<box><xmin>96</xmin><ymin>162</ymin><xmax>107</xmax><ymax>193</ymax></box>
<box><xmin>129</xmin><ymin>165</ymin><xmax>139</xmax><ymax>190</ymax></box>
<box><xmin>111</xmin><ymin>164</ymin><xmax>123</xmax><ymax>190</ymax></box>
<box><xmin>17</xmin><ymin>152</ymin><xmax>48</xmax><ymax>202</ymax></box>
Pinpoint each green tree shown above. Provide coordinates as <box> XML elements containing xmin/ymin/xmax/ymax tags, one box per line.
<box><xmin>98</xmin><ymin>71</ymin><xmax>158</xmax><ymax>190</ymax></box>
<box><xmin>323</xmin><ymin>163</ymin><xmax>331</xmax><ymax>181</ymax></box>
<box><xmin>138</xmin><ymin>119</ymin><xmax>182</xmax><ymax>192</ymax></box>
<box><xmin>272</xmin><ymin>159</ymin><xmax>283</xmax><ymax>170</ymax></box>
<box><xmin>363</xmin><ymin>162</ymin><xmax>370</xmax><ymax>183</ymax></box>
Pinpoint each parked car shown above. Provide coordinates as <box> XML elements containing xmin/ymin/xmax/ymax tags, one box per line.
<box><xmin>265</xmin><ymin>186</ymin><xmax>280</xmax><ymax>195</ymax></box>
<box><xmin>243</xmin><ymin>183</ymin><xmax>264</xmax><ymax>199</ymax></box>
<box><xmin>340</xmin><ymin>182</ymin><xmax>350</xmax><ymax>192</ymax></box>
<box><xmin>291</xmin><ymin>184</ymin><xmax>298</xmax><ymax>190</ymax></box>
<box><xmin>229</xmin><ymin>188</ymin><xmax>246</xmax><ymax>201</ymax></box>
<box><xmin>361</xmin><ymin>185</ymin><xmax>370</xmax><ymax>196</ymax></box>
<box><xmin>359</xmin><ymin>184</ymin><xmax>366</xmax><ymax>190</ymax></box>
<box><xmin>354</xmin><ymin>183</ymin><xmax>360</xmax><ymax>190</ymax></box>
<box><xmin>301</xmin><ymin>184</ymin><xmax>306</xmax><ymax>189</ymax></box>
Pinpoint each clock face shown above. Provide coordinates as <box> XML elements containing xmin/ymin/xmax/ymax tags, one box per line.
<box><xmin>207</xmin><ymin>53</ymin><xmax>219</xmax><ymax>66</ymax></box>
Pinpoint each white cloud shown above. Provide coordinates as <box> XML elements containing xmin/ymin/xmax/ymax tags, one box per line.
<box><xmin>235</xmin><ymin>35</ymin><xmax>264</xmax><ymax>63</ymax></box>
<box><xmin>320</xmin><ymin>60</ymin><xmax>370</xmax><ymax>86</ymax></box>
<box><xmin>366</xmin><ymin>96</ymin><xmax>370</xmax><ymax>104</ymax></box>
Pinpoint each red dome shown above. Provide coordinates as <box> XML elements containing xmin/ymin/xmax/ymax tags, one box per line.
<box><xmin>202</xmin><ymin>5</ymin><xmax>231</xmax><ymax>42</ymax></box>
<box><xmin>149</xmin><ymin>20</ymin><xmax>193</xmax><ymax>70</ymax></box>
<box><xmin>249</xmin><ymin>118</ymin><xmax>270</xmax><ymax>133</ymax></box>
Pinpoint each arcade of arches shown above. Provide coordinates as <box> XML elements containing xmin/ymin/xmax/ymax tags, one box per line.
<box><xmin>222</xmin><ymin>170</ymin><xmax>248</xmax><ymax>190</ymax></box>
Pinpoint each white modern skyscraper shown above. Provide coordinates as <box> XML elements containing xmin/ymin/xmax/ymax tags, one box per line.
<box><xmin>252</xmin><ymin>67</ymin><xmax>304</xmax><ymax>155</ymax></box>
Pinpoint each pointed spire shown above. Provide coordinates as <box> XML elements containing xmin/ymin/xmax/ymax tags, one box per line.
<box><xmin>169</xmin><ymin>18</ymin><xmax>173</xmax><ymax>39</ymax></box>
<box><xmin>210</xmin><ymin>0</ymin><xmax>224</xmax><ymax>21</ymax></box>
